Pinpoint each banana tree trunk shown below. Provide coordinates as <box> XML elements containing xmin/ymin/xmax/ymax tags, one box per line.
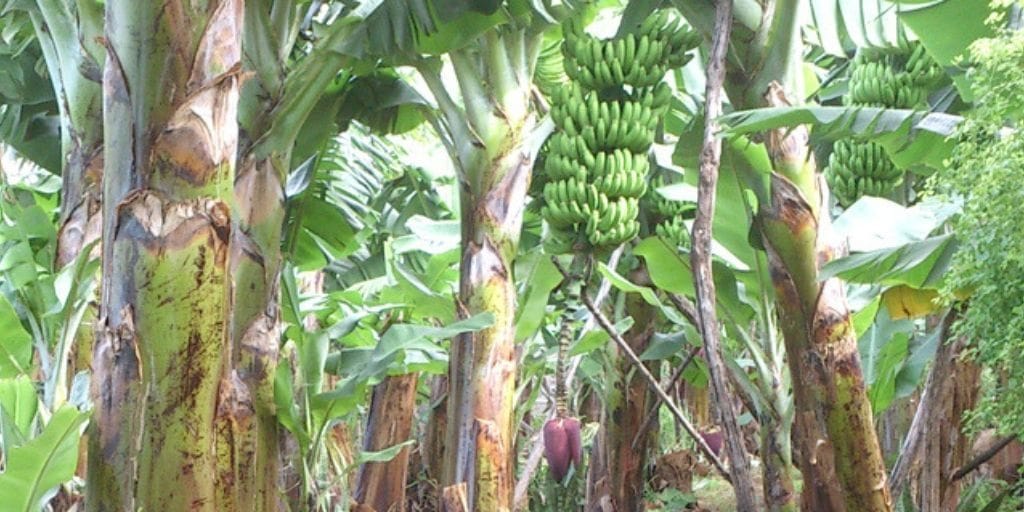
<box><xmin>355</xmin><ymin>373</ymin><xmax>419</xmax><ymax>512</ymax></box>
<box><xmin>758</xmin><ymin>83</ymin><xmax>891</xmax><ymax>512</ymax></box>
<box><xmin>603</xmin><ymin>268</ymin><xmax>658</xmax><ymax>512</ymax></box>
<box><xmin>88</xmin><ymin>1</ymin><xmax>244</xmax><ymax>510</ymax></box>
<box><xmin>445</xmin><ymin>146</ymin><xmax>531</xmax><ymax>510</ymax></box>
<box><xmin>420</xmin><ymin>30</ymin><xmax>543</xmax><ymax>511</ymax></box>
<box><xmin>232</xmin><ymin>8</ymin><xmax>372</xmax><ymax>507</ymax></box>
<box><xmin>29</xmin><ymin>0</ymin><xmax>105</xmax><ymax>270</ymax></box>
<box><xmin>919</xmin><ymin>330</ymin><xmax>980</xmax><ymax>511</ymax></box>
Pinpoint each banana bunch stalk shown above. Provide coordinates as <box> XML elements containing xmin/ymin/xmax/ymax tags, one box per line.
<box><xmin>540</xmin><ymin>10</ymin><xmax>699</xmax><ymax>252</ymax></box>
<box><xmin>826</xmin><ymin>40</ymin><xmax>943</xmax><ymax>206</ymax></box>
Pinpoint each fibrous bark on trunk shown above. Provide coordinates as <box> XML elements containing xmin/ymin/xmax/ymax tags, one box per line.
<box><xmin>759</xmin><ymin>83</ymin><xmax>891</xmax><ymax>512</ymax></box>
<box><xmin>422</xmin><ymin>31</ymin><xmax>543</xmax><ymax>511</ymax></box>
<box><xmin>445</xmin><ymin>144</ymin><xmax>532</xmax><ymax>510</ymax></box>
<box><xmin>355</xmin><ymin>373</ymin><xmax>419</xmax><ymax>512</ymax></box>
<box><xmin>919</xmin><ymin>331</ymin><xmax>980</xmax><ymax>511</ymax></box>
<box><xmin>89</xmin><ymin>1</ymin><xmax>245</xmax><ymax>510</ymax></box>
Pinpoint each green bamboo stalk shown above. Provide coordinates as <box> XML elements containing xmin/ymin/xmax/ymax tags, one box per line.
<box><xmin>88</xmin><ymin>1</ymin><xmax>243</xmax><ymax>510</ymax></box>
<box><xmin>759</xmin><ymin>83</ymin><xmax>892</xmax><ymax>512</ymax></box>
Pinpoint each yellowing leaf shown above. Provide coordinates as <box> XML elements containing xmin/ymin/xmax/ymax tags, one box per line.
<box><xmin>882</xmin><ymin>285</ymin><xmax>940</xmax><ymax>320</ymax></box>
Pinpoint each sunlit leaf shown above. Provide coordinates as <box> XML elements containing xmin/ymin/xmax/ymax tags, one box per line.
<box><xmin>0</xmin><ymin>295</ymin><xmax>31</xmax><ymax>378</ymax></box>
<box><xmin>720</xmin><ymin>105</ymin><xmax>962</xmax><ymax>171</ymax></box>
<box><xmin>0</xmin><ymin>405</ymin><xmax>88</xmax><ymax>512</ymax></box>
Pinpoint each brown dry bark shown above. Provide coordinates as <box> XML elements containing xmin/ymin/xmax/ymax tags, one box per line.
<box><xmin>355</xmin><ymin>373</ymin><xmax>420</xmax><ymax>512</ymax></box>
<box><xmin>919</xmin><ymin>335</ymin><xmax>980</xmax><ymax>511</ymax></box>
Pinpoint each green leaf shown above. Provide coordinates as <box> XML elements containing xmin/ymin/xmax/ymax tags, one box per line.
<box><xmin>810</xmin><ymin>0</ymin><xmax>903</xmax><ymax>53</ymax></box>
<box><xmin>894</xmin><ymin>323</ymin><xmax>941</xmax><ymax>399</ymax></box>
<box><xmin>597</xmin><ymin>263</ymin><xmax>686</xmax><ymax>325</ymax></box>
<box><xmin>858</xmin><ymin>309</ymin><xmax>914</xmax><ymax>412</ymax></box>
<box><xmin>336</xmin><ymin>72</ymin><xmax>430</xmax><ymax>134</ymax></box>
<box><xmin>355</xmin><ymin>439</ymin><xmax>416</xmax><ymax>465</ymax></box>
<box><xmin>898</xmin><ymin>0</ymin><xmax>999</xmax><ymax>102</ymax></box>
<box><xmin>273</xmin><ymin>364</ymin><xmax>307</xmax><ymax>445</ymax></box>
<box><xmin>0</xmin><ymin>295</ymin><xmax>31</xmax><ymax>378</ymax></box>
<box><xmin>392</xmin><ymin>216</ymin><xmax>460</xmax><ymax>255</ymax></box>
<box><xmin>571</xmin><ymin>317</ymin><xmax>634</xmax><ymax>356</ymax></box>
<box><xmin>515</xmin><ymin>254</ymin><xmax>562</xmax><ymax>342</ymax></box>
<box><xmin>0</xmin><ymin>375</ymin><xmax>36</xmax><ymax>441</ymax></box>
<box><xmin>633</xmin><ymin>237</ymin><xmax>755</xmax><ymax>327</ymax></box>
<box><xmin>639</xmin><ymin>328</ymin><xmax>695</xmax><ymax>361</ymax></box>
<box><xmin>819</xmin><ymin>234</ymin><xmax>956</xmax><ymax>289</ymax></box>
<box><xmin>0</xmin><ymin>405</ymin><xmax>88</xmax><ymax>512</ymax></box>
<box><xmin>314</xmin><ymin>314</ymin><xmax>494</xmax><ymax>421</ymax></box>
<box><xmin>300</xmin><ymin>197</ymin><xmax>360</xmax><ymax>262</ymax></box>
<box><xmin>341</xmin><ymin>0</ymin><xmax>506</xmax><ymax>59</ymax></box>
<box><xmin>851</xmin><ymin>296</ymin><xmax>881</xmax><ymax>338</ymax></box>
<box><xmin>832</xmin><ymin>196</ymin><xmax>959</xmax><ymax>252</ymax></box>
<box><xmin>720</xmin><ymin>105</ymin><xmax>962</xmax><ymax>172</ymax></box>
<box><xmin>634</xmin><ymin>237</ymin><xmax>694</xmax><ymax>296</ymax></box>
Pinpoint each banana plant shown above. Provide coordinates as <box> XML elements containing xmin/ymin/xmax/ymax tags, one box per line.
<box><xmin>657</xmin><ymin>0</ymin><xmax>898</xmax><ymax>508</ymax></box>
<box><xmin>342</xmin><ymin>2</ymin><xmax>559</xmax><ymax>508</ymax></box>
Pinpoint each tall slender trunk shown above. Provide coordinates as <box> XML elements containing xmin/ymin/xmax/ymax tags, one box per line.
<box><xmin>758</xmin><ymin>83</ymin><xmax>891</xmax><ymax>512</ymax></box>
<box><xmin>426</xmin><ymin>30</ymin><xmax>543</xmax><ymax>511</ymax></box>
<box><xmin>88</xmin><ymin>1</ymin><xmax>244</xmax><ymax>510</ymax></box>
<box><xmin>602</xmin><ymin>269</ymin><xmax>658</xmax><ymax>512</ymax></box>
<box><xmin>355</xmin><ymin>373</ymin><xmax>419</xmax><ymax>512</ymax></box>
<box><xmin>445</xmin><ymin>144</ymin><xmax>532</xmax><ymax>510</ymax></box>
<box><xmin>232</xmin><ymin>8</ymin><xmax>371</xmax><ymax>507</ymax></box>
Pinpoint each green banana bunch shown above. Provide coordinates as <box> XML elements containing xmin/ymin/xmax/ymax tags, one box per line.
<box><xmin>847</xmin><ymin>41</ymin><xmax>942</xmax><ymax>109</ymax></box>
<box><xmin>540</xmin><ymin>10</ymin><xmax>699</xmax><ymax>252</ymax></box>
<box><xmin>561</xmin><ymin>11</ymin><xmax>700</xmax><ymax>91</ymax></box>
<box><xmin>536</xmin><ymin>38</ymin><xmax>567</xmax><ymax>99</ymax></box>
<box><xmin>655</xmin><ymin>216</ymin><xmax>689</xmax><ymax>248</ymax></box>
<box><xmin>903</xmin><ymin>41</ymin><xmax>944</xmax><ymax>88</ymax></box>
<box><xmin>831</xmin><ymin>39</ymin><xmax>942</xmax><ymax>205</ymax></box>
<box><xmin>824</xmin><ymin>140</ymin><xmax>901</xmax><ymax>206</ymax></box>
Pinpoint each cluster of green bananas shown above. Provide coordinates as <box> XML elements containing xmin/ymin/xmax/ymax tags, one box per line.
<box><xmin>655</xmin><ymin>216</ymin><xmax>689</xmax><ymax>247</ymax></box>
<box><xmin>536</xmin><ymin>39</ymin><xmax>567</xmax><ymax>99</ymax></box>
<box><xmin>562</xmin><ymin>11</ymin><xmax>700</xmax><ymax>91</ymax></box>
<box><xmin>826</xmin><ymin>40</ymin><xmax>942</xmax><ymax>206</ymax></box>
<box><xmin>847</xmin><ymin>42</ymin><xmax>943</xmax><ymax>108</ymax></box>
<box><xmin>540</xmin><ymin>151</ymin><xmax>645</xmax><ymax>248</ymax></box>
<box><xmin>826</xmin><ymin>140</ymin><xmax>901</xmax><ymax>202</ymax></box>
<box><xmin>645</xmin><ymin>175</ymin><xmax>691</xmax><ymax>247</ymax></box>
<box><xmin>540</xmin><ymin>12</ymin><xmax>698</xmax><ymax>251</ymax></box>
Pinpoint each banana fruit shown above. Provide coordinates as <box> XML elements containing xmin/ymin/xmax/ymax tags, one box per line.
<box><xmin>539</xmin><ymin>10</ymin><xmax>701</xmax><ymax>251</ymax></box>
<box><xmin>826</xmin><ymin>40</ymin><xmax>942</xmax><ymax>206</ymax></box>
